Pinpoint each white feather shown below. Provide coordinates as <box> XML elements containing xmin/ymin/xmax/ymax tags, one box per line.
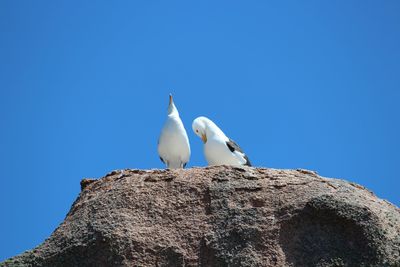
<box><xmin>192</xmin><ymin>116</ymin><xmax>250</xmax><ymax>166</ymax></box>
<box><xmin>158</xmin><ymin>96</ymin><xmax>190</xmax><ymax>169</ymax></box>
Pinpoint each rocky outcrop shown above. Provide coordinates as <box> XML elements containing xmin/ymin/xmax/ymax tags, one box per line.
<box><xmin>1</xmin><ymin>166</ymin><xmax>399</xmax><ymax>266</ymax></box>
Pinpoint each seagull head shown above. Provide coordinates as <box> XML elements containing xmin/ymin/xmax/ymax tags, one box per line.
<box><xmin>192</xmin><ymin>117</ymin><xmax>208</xmax><ymax>143</ymax></box>
<box><xmin>167</xmin><ymin>94</ymin><xmax>179</xmax><ymax>116</ymax></box>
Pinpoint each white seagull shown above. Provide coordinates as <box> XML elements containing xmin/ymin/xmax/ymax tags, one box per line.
<box><xmin>192</xmin><ymin>116</ymin><xmax>251</xmax><ymax>166</ymax></box>
<box><xmin>158</xmin><ymin>94</ymin><xmax>191</xmax><ymax>169</ymax></box>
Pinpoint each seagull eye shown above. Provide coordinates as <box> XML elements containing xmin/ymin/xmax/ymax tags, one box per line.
<box><xmin>196</xmin><ymin>130</ymin><xmax>199</xmax><ymax>133</ymax></box>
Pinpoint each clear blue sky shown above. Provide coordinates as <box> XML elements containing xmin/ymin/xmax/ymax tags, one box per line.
<box><xmin>1</xmin><ymin>0</ymin><xmax>399</xmax><ymax>261</ymax></box>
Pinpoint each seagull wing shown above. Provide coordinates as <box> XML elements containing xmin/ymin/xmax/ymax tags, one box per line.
<box><xmin>226</xmin><ymin>139</ymin><xmax>252</xmax><ymax>166</ymax></box>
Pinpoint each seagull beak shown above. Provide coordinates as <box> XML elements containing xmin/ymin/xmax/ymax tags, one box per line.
<box><xmin>201</xmin><ymin>133</ymin><xmax>207</xmax><ymax>143</ymax></box>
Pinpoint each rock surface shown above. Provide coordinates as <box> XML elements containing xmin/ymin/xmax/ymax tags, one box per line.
<box><xmin>1</xmin><ymin>166</ymin><xmax>399</xmax><ymax>267</ymax></box>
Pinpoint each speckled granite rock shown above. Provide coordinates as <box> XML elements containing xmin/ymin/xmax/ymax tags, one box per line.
<box><xmin>1</xmin><ymin>166</ymin><xmax>399</xmax><ymax>267</ymax></box>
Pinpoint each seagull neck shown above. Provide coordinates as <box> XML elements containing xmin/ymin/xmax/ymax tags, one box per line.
<box><xmin>206</xmin><ymin>125</ymin><xmax>226</xmax><ymax>140</ymax></box>
<box><xmin>167</xmin><ymin>104</ymin><xmax>179</xmax><ymax>117</ymax></box>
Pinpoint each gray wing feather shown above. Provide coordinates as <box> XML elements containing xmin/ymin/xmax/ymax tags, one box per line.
<box><xmin>226</xmin><ymin>139</ymin><xmax>252</xmax><ymax>166</ymax></box>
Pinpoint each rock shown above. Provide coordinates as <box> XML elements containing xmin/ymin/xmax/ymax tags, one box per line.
<box><xmin>1</xmin><ymin>166</ymin><xmax>399</xmax><ymax>267</ymax></box>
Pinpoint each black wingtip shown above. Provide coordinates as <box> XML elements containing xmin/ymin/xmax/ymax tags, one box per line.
<box><xmin>226</xmin><ymin>141</ymin><xmax>235</xmax><ymax>153</ymax></box>
<box><xmin>226</xmin><ymin>139</ymin><xmax>251</xmax><ymax>166</ymax></box>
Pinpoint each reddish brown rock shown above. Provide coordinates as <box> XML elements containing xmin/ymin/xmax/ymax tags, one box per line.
<box><xmin>1</xmin><ymin>166</ymin><xmax>399</xmax><ymax>266</ymax></box>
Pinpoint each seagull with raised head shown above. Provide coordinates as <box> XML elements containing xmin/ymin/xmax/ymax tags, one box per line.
<box><xmin>192</xmin><ymin>116</ymin><xmax>251</xmax><ymax>166</ymax></box>
<box><xmin>158</xmin><ymin>94</ymin><xmax>191</xmax><ymax>169</ymax></box>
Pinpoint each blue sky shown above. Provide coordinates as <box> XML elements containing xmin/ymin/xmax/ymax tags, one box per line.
<box><xmin>1</xmin><ymin>0</ymin><xmax>399</xmax><ymax>261</ymax></box>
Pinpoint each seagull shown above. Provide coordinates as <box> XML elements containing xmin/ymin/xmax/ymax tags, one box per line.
<box><xmin>192</xmin><ymin>116</ymin><xmax>251</xmax><ymax>166</ymax></box>
<box><xmin>158</xmin><ymin>94</ymin><xmax>191</xmax><ymax>169</ymax></box>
